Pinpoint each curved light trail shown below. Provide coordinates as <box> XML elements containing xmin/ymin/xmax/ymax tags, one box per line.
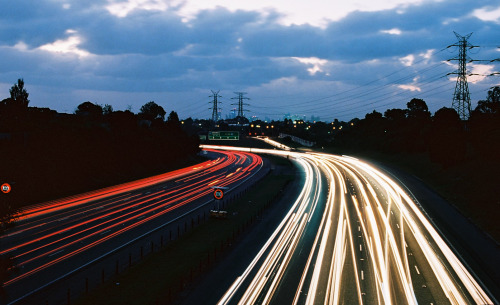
<box><xmin>1</xmin><ymin>149</ymin><xmax>263</xmax><ymax>304</ymax></box>
<box><xmin>202</xmin><ymin>144</ymin><xmax>494</xmax><ymax>305</ymax></box>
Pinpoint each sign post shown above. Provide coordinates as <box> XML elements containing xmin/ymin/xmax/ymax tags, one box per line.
<box><xmin>210</xmin><ymin>186</ymin><xmax>228</xmax><ymax>218</ymax></box>
<box><xmin>1</xmin><ymin>183</ymin><xmax>11</xmax><ymax>194</ymax></box>
<box><xmin>213</xmin><ymin>188</ymin><xmax>224</xmax><ymax>200</ymax></box>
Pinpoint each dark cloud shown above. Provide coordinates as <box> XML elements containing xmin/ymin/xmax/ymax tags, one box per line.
<box><xmin>0</xmin><ymin>0</ymin><xmax>498</xmax><ymax>120</ymax></box>
<box><xmin>79</xmin><ymin>10</ymin><xmax>190</xmax><ymax>55</ymax></box>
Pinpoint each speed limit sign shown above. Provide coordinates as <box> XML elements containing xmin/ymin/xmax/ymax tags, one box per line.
<box><xmin>1</xmin><ymin>183</ymin><xmax>11</xmax><ymax>194</ymax></box>
<box><xmin>213</xmin><ymin>188</ymin><xmax>224</xmax><ymax>200</ymax></box>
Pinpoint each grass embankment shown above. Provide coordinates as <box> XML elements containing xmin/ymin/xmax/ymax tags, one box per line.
<box><xmin>75</xmin><ymin>155</ymin><xmax>295</xmax><ymax>305</ymax></box>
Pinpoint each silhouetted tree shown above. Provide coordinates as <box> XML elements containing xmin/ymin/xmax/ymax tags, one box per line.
<box><xmin>405</xmin><ymin>98</ymin><xmax>431</xmax><ymax>152</ymax></box>
<box><xmin>433</xmin><ymin>107</ymin><xmax>462</xmax><ymax>126</ymax></box>
<box><xmin>429</xmin><ymin>107</ymin><xmax>465</xmax><ymax>166</ymax></box>
<box><xmin>365</xmin><ymin>110</ymin><xmax>383</xmax><ymax>121</ymax></box>
<box><xmin>383</xmin><ymin>108</ymin><xmax>408</xmax><ymax>152</ymax></box>
<box><xmin>8</xmin><ymin>78</ymin><xmax>29</xmax><ymax>109</ymax></box>
<box><xmin>75</xmin><ymin>101</ymin><xmax>103</xmax><ymax>117</ymax></box>
<box><xmin>102</xmin><ymin>104</ymin><xmax>113</xmax><ymax>116</ymax></box>
<box><xmin>139</xmin><ymin>101</ymin><xmax>166</xmax><ymax>122</ymax></box>
<box><xmin>384</xmin><ymin>108</ymin><xmax>406</xmax><ymax>122</ymax></box>
<box><xmin>107</xmin><ymin>110</ymin><xmax>137</xmax><ymax>134</ymax></box>
<box><xmin>0</xmin><ymin>79</ymin><xmax>30</xmax><ymax>130</ymax></box>
<box><xmin>473</xmin><ymin>86</ymin><xmax>500</xmax><ymax>115</ymax></box>
<box><xmin>470</xmin><ymin>86</ymin><xmax>500</xmax><ymax>159</ymax></box>
<box><xmin>406</xmin><ymin>98</ymin><xmax>430</xmax><ymax>120</ymax></box>
<box><xmin>360</xmin><ymin>110</ymin><xmax>386</xmax><ymax>150</ymax></box>
<box><xmin>167</xmin><ymin>111</ymin><xmax>180</xmax><ymax>123</ymax></box>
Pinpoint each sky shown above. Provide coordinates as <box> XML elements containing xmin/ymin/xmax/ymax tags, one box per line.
<box><xmin>0</xmin><ymin>0</ymin><xmax>499</xmax><ymax>122</ymax></box>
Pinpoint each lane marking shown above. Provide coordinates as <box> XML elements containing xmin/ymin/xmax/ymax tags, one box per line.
<box><xmin>415</xmin><ymin>265</ymin><xmax>420</xmax><ymax>275</ymax></box>
<box><xmin>100</xmin><ymin>230</ymin><xmax>111</xmax><ymax>236</ymax></box>
<box><xmin>49</xmin><ymin>250</ymin><xmax>65</xmax><ymax>257</ymax></box>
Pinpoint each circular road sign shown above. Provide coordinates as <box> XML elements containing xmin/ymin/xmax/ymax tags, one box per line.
<box><xmin>1</xmin><ymin>183</ymin><xmax>11</xmax><ymax>194</ymax></box>
<box><xmin>214</xmin><ymin>188</ymin><xmax>224</xmax><ymax>200</ymax></box>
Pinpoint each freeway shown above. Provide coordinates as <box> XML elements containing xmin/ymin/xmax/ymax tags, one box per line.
<box><xmin>202</xmin><ymin>145</ymin><xmax>495</xmax><ymax>305</ymax></box>
<box><xmin>0</xmin><ymin>149</ymin><xmax>263</xmax><ymax>304</ymax></box>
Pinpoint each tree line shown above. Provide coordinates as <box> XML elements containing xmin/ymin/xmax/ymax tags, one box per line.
<box><xmin>331</xmin><ymin>87</ymin><xmax>500</xmax><ymax>167</ymax></box>
<box><xmin>0</xmin><ymin>79</ymin><xmax>200</xmax><ymax>216</ymax></box>
<box><xmin>274</xmin><ymin>87</ymin><xmax>500</xmax><ymax>168</ymax></box>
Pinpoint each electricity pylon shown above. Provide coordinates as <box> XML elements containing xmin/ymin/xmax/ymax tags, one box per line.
<box><xmin>209</xmin><ymin>90</ymin><xmax>222</xmax><ymax>122</ymax></box>
<box><xmin>448</xmin><ymin>32</ymin><xmax>476</xmax><ymax>120</ymax></box>
<box><xmin>231</xmin><ymin>92</ymin><xmax>250</xmax><ymax>118</ymax></box>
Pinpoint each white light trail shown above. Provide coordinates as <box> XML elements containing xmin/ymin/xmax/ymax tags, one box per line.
<box><xmin>206</xmin><ymin>144</ymin><xmax>494</xmax><ymax>305</ymax></box>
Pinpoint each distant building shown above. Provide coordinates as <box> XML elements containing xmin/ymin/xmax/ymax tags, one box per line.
<box><xmin>310</xmin><ymin>115</ymin><xmax>320</xmax><ymax>122</ymax></box>
<box><xmin>283</xmin><ymin>113</ymin><xmax>307</xmax><ymax>122</ymax></box>
<box><xmin>226</xmin><ymin>108</ymin><xmax>237</xmax><ymax>119</ymax></box>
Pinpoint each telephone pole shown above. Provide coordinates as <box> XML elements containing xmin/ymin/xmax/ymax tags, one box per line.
<box><xmin>209</xmin><ymin>90</ymin><xmax>222</xmax><ymax>122</ymax></box>
<box><xmin>231</xmin><ymin>92</ymin><xmax>250</xmax><ymax>118</ymax></box>
<box><xmin>448</xmin><ymin>32</ymin><xmax>477</xmax><ymax>120</ymax></box>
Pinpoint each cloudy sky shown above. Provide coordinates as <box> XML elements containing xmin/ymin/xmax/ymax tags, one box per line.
<box><xmin>0</xmin><ymin>0</ymin><xmax>499</xmax><ymax>121</ymax></box>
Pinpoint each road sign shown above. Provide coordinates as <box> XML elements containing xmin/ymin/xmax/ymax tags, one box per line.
<box><xmin>1</xmin><ymin>183</ymin><xmax>11</xmax><ymax>193</ymax></box>
<box><xmin>213</xmin><ymin>188</ymin><xmax>224</xmax><ymax>200</ymax></box>
<box><xmin>208</xmin><ymin>131</ymin><xmax>239</xmax><ymax>140</ymax></box>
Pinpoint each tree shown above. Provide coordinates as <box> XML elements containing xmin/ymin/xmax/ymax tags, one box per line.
<box><xmin>75</xmin><ymin>101</ymin><xmax>103</xmax><ymax>117</ymax></box>
<box><xmin>469</xmin><ymin>86</ymin><xmax>500</xmax><ymax>159</ymax></box>
<box><xmin>365</xmin><ymin>110</ymin><xmax>383</xmax><ymax>121</ymax></box>
<box><xmin>361</xmin><ymin>110</ymin><xmax>386</xmax><ymax>149</ymax></box>
<box><xmin>429</xmin><ymin>107</ymin><xmax>465</xmax><ymax>166</ymax></box>
<box><xmin>486</xmin><ymin>86</ymin><xmax>500</xmax><ymax>103</ymax></box>
<box><xmin>406</xmin><ymin>98</ymin><xmax>430</xmax><ymax>120</ymax></box>
<box><xmin>384</xmin><ymin>108</ymin><xmax>406</xmax><ymax>122</ymax></box>
<box><xmin>384</xmin><ymin>108</ymin><xmax>408</xmax><ymax>151</ymax></box>
<box><xmin>474</xmin><ymin>86</ymin><xmax>500</xmax><ymax>114</ymax></box>
<box><xmin>102</xmin><ymin>104</ymin><xmax>113</xmax><ymax>116</ymax></box>
<box><xmin>139</xmin><ymin>101</ymin><xmax>166</xmax><ymax>121</ymax></box>
<box><xmin>9</xmin><ymin>78</ymin><xmax>29</xmax><ymax>109</ymax></box>
<box><xmin>166</xmin><ymin>111</ymin><xmax>182</xmax><ymax>131</ymax></box>
<box><xmin>404</xmin><ymin>98</ymin><xmax>431</xmax><ymax>152</ymax></box>
<box><xmin>433</xmin><ymin>107</ymin><xmax>461</xmax><ymax>127</ymax></box>
<box><xmin>108</xmin><ymin>110</ymin><xmax>137</xmax><ymax>132</ymax></box>
<box><xmin>167</xmin><ymin>111</ymin><xmax>180</xmax><ymax>123</ymax></box>
<box><xmin>0</xmin><ymin>79</ymin><xmax>30</xmax><ymax>130</ymax></box>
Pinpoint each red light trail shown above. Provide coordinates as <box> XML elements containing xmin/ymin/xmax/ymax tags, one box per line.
<box><xmin>1</xmin><ymin>149</ymin><xmax>263</xmax><ymax>304</ymax></box>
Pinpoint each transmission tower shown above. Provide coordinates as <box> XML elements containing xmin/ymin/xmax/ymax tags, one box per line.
<box><xmin>231</xmin><ymin>92</ymin><xmax>250</xmax><ymax>118</ymax></box>
<box><xmin>448</xmin><ymin>32</ymin><xmax>476</xmax><ymax>120</ymax></box>
<box><xmin>209</xmin><ymin>90</ymin><xmax>222</xmax><ymax>122</ymax></box>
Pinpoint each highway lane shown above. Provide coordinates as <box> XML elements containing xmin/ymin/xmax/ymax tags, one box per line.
<box><xmin>0</xmin><ymin>149</ymin><xmax>263</xmax><ymax>304</ymax></box>
<box><xmin>202</xmin><ymin>145</ymin><xmax>495</xmax><ymax>305</ymax></box>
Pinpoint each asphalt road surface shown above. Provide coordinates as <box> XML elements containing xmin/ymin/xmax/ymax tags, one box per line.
<box><xmin>0</xmin><ymin>149</ymin><xmax>264</xmax><ymax>305</ymax></box>
<box><xmin>203</xmin><ymin>144</ymin><xmax>496</xmax><ymax>305</ymax></box>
